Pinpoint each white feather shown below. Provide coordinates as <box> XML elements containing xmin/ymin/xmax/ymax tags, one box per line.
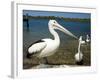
<box><xmin>38</xmin><ymin>39</ymin><xmax>59</xmax><ymax>57</ymax></box>
<box><xmin>28</xmin><ymin>42</ymin><xmax>47</xmax><ymax>54</ymax></box>
<box><xmin>75</xmin><ymin>52</ymin><xmax>83</xmax><ymax>62</ymax></box>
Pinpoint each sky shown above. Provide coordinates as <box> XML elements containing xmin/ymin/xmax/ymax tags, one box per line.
<box><xmin>23</xmin><ymin>10</ymin><xmax>91</xmax><ymax>19</ymax></box>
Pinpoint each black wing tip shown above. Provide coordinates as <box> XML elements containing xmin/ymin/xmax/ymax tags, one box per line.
<box><xmin>26</xmin><ymin>52</ymin><xmax>32</xmax><ymax>59</ymax></box>
<box><xmin>26</xmin><ymin>48</ymin><xmax>33</xmax><ymax>59</ymax></box>
<box><xmin>34</xmin><ymin>39</ymin><xmax>45</xmax><ymax>43</ymax></box>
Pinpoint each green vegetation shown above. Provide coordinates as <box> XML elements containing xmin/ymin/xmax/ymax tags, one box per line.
<box><xmin>23</xmin><ymin>15</ymin><xmax>90</xmax><ymax>22</ymax></box>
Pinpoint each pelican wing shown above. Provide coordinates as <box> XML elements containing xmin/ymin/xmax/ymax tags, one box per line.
<box><xmin>28</xmin><ymin>41</ymin><xmax>47</xmax><ymax>54</ymax></box>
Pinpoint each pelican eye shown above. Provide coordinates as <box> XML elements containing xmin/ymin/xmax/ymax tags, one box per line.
<box><xmin>54</xmin><ymin>21</ymin><xmax>56</xmax><ymax>23</ymax></box>
<box><xmin>52</xmin><ymin>22</ymin><xmax>56</xmax><ymax>27</ymax></box>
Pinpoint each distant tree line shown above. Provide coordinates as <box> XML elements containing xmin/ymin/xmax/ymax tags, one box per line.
<box><xmin>23</xmin><ymin>15</ymin><xmax>90</xmax><ymax>22</ymax></box>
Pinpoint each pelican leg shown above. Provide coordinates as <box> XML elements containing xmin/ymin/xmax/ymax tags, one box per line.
<box><xmin>38</xmin><ymin>57</ymin><xmax>49</xmax><ymax>64</ymax></box>
<box><xmin>42</xmin><ymin>57</ymin><xmax>49</xmax><ymax>64</ymax></box>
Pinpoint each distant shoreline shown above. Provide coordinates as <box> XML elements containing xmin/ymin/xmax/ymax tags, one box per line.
<box><xmin>23</xmin><ymin>15</ymin><xmax>90</xmax><ymax>22</ymax></box>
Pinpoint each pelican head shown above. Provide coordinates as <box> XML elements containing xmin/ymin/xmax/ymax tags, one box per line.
<box><xmin>48</xmin><ymin>20</ymin><xmax>78</xmax><ymax>39</ymax></box>
<box><xmin>79</xmin><ymin>36</ymin><xmax>85</xmax><ymax>44</ymax></box>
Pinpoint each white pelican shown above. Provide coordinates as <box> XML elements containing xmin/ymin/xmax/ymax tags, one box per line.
<box><xmin>75</xmin><ymin>36</ymin><xmax>83</xmax><ymax>65</ymax></box>
<box><xmin>80</xmin><ymin>36</ymin><xmax>85</xmax><ymax>45</ymax></box>
<box><xmin>27</xmin><ymin>20</ymin><xmax>77</xmax><ymax>63</ymax></box>
<box><xmin>86</xmin><ymin>34</ymin><xmax>90</xmax><ymax>43</ymax></box>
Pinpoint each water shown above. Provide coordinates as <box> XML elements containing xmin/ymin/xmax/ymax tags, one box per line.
<box><xmin>23</xmin><ymin>18</ymin><xmax>90</xmax><ymax>45</ymax></box>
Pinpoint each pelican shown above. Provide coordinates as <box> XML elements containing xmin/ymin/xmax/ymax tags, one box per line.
<box><xmin>80</xmin><ymin>36</ymin><xmax>85</xmax><ymax>45</ymax></box>
<box><xmin>75</xmin><ymin>36</ymin><xmax>83</xmax><ymax>65</ymax></box>
<box><xmin>27</xmin><ymin>20</ymin><xmax>77</xmax><ymax>64</ymax></box>
<box><xmin>86</xmin><ymin>34</ymin><xmax>90</xmax><ymax>43</ymax></box>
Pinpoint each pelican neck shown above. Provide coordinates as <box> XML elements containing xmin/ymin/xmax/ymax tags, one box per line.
<box><xmin>49</xmin><ymin>26</ymin><xmax>60</xmax><ymax>43</ymax></box>
<box><xmin>78</xmin><ymin>41</ymin><xmax>81</xmax><ymax>53</ymax></box>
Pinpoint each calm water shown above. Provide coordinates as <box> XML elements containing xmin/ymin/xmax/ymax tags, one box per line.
<box><xmin>23</xmin><ymin>18</ymin><xmax>90</xmax><ymax>45</ymax></box>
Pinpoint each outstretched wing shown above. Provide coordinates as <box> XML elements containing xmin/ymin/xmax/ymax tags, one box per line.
<box><xmin>28</xmin><ymin>40</ymin><xmax>47</xmax><ymax>54</ymax></box>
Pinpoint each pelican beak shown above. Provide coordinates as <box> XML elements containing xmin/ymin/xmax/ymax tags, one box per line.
<box><xmin>54</xmin><ymin>23</ymin><xmax>78</xmax><ymax>39</ymax></box>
